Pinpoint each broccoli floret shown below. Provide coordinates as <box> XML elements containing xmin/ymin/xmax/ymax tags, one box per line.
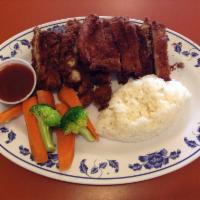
<box><xmin>60</xmin><ymin>106</ymin><xmax>87</xmax><ymax>134</ymax></box>
<box><xmin>31</xmin><ymin>104</ymin><xmax>61</xmax><ymax>127</ymax></box>
<box><xmin>60</xmin><ymin>106</ymin><xmax>95</xmax><ymax>142</ymax></box>
<box><xmin>30</xmin><ymin>104</ymin><xmax>61</xmax><ymax>152</ymax></box>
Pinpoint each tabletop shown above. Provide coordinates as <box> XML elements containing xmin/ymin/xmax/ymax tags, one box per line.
<box><xmin>0</xmin><ymin>0</ymin><xmax>200</xmax><ymax>199</ymax></box>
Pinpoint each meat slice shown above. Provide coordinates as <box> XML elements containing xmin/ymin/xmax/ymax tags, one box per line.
<box><xmin>59</xmin><ymin>20</ymin><xmax>82</xmax><ymax>88</ymax></box>
<box><xmin>116</xmin><ymin>72</ymin><xmax>129</xmax><ymax>84</ymax></box>
<box><xmin>39</xmin><ymin>31</ymin><xmax>61</xmax><ymax>69</ymax></box>
<box><xmin>90</xmin><ymin>71</ymin><xmax>111</xmax><ymax>85</ymax></box>
<box><xmin>137</xmin><ymin>18</ymin><xmax>154</xmax><ymax>75</ymax></box>
<box><xmin>77</xmin><ymin>70</ymin><xmax>94</xmax><ymax>107</ymax></box>
<box><xmin>77</xmin><ymin>14</ymin><xmax>121</xmax><ymax>72</ymax></box>
<box><xmin>31</xmin><ymin>28</ymin><xmax>61</xmax><ymax>90</ymax></box>
<box><xmin>78</xmin><ymin>72</ymin><xmax>93</xmax><ymax>95</ymax></box>
<box><xmin>79</xmin><ymin>90</ymin><xmax>94</xmax><ymax>107</ymax></box>
<box><xmin>59</xmin><ymin>20</ymin><xmax>80</xmax><ymax>69</ymax></box>
<box><xmin>94</xmin><ymin>85</ymin><xmax>112</xmax><ymax>110</ymax></box>
<box><xmin>124</xmin><ymin>21</ymin><xmax>142</xmax><ymax>76</ymax></box>
<box><xmin>152</xmin><ymin>21</ymin><xmax>170</xmax><ymax>81</ymax></box>
<box><xmin>109</xmin><ymin>17</ymin><xmax>142</xmax><ymax>77</ymax></box>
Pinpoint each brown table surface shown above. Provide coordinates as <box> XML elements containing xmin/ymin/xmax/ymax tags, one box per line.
<box><xmin>0</xmin><ymin>0</ymin><xmax>200</xmax><ymax>199</ymax></box>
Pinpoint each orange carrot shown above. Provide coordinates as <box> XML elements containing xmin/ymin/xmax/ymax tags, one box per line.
<box><xmin>58</xmin><ymin>86</ymin><xmax>99</xmax><ymax>140</ymax></box>
<box><xmin>55</xmin><ymin>103</ymin><xmax>75</xmax><ymax>171</ymax></box>
<box><xmin>55</xmin><ymin>103</ymin><xmax>69</xmax><ymax>115</ymax></box>
<box><xmin>58</xmin><ymin>86</ymin><xmax>81</xmax><ymax>107</ymax></box>
<box><xmin>56</xmin><ymin>129</ymin><xmax>75</xmax><ymax>171</ymax></box>
<box><xmin>37</xmin><ymin>90</ymin><xmax>55</xmax><ymax>107</ymax></box>
<box><xmin>0</xmin><ymin>104</ymin><xmax>22</xmax><ymax>123</ymax></box>
<box><xmin>22</xmin><ymin>97</ymin><xmax>48</xmax><ymax>163</ymax></box>
<box><xmin>87</xmin><ymin>120</ymin><xmax>99</xmax><ymax>140</ymax></box>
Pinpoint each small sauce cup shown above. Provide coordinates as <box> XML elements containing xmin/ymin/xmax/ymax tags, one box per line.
<box><xmin>0</xmin><ymin>58</ymin><xmax>37</xmax><ymax>104</ymax></box>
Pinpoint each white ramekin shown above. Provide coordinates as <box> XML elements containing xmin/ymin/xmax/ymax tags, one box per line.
<box><xmin>0</xmin><ymin>58</ymin><xmax>37</xmax><ymax>105</ymax></box>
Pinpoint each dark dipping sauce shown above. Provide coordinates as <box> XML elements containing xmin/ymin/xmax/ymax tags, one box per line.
<box><xmin>0</xmin><ymin>63</ymin><xmax>34</xmax><ymax>102</ymax></box>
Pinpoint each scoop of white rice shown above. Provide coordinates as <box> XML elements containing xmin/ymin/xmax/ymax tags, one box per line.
<box><xmin>96</xmin><ymin>75</ymin><xmax>191</xmax><ymax>142</ymax></box>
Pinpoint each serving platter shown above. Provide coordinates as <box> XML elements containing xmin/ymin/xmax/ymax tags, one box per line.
<box><xmin>0</xmin><ymin>17</ymin><xmax>200</xmax><ymax>185</ymax></box>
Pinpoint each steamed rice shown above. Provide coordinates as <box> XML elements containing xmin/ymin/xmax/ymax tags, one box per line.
<box><xmin>96</xmin><ymin>75</ymin><xmax>191</xmax><ymax>142</ymax></box>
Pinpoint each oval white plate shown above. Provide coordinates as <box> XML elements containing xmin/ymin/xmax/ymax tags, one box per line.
<box><xmin>0</xmin><ymin>17</ymin><xmax>200</xmax><ymax>185</ymax></box>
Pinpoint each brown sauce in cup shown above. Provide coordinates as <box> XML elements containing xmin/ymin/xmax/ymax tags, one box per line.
<box><xmin>0</xmin><ymin>63</ymin><xmax>34</xmax><ymax>102</ymax></box>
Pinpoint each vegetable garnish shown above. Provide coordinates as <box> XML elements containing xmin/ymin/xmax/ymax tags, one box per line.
<box><xmin>58</xmin><ymin>86</ymin><xmax>99</xmax><ymax>140</ymax></box>
<box><xmin>37</xmin><ymin>90</ymin><xmax>55</xmax><ymax>107</ymax></box>
<box><xmin>56</xmin><ymin>103</ymin><xmax>75</xmax><ymax>171</ymax></box>
<box><xmin>30</xmin><ymin>104</ymin><xmax>61</xmax><ymax>152</ymax></box>
<box><xmin>60</xmin><ymin>106</ymin><xmax>87</xmax><ymax>134</ymax></box>
<box><xmin>56</xmin><ymin>130</ymin><xmax>75</xmax><ymax>171</ymax></box>
<box><xmin>87</xmin><ymin>120</ymin><xmax>99</xmax><ymax>141</ymax></box>
<box><xmin>58</xmin><ymin>86</ymin><xmax>81</xmax><ymax>107</ymax></box>
<box><xmin>0</xmin><ymin>104</ymin><xmax>22</xmax><ymax>123</ymax></box>
<box><xmin>61</xmin><ymin>106</ymin><xmax>95</xmax><ymax>142</ymax></box>
<box><xmin>30</xmin><ymin>104</ymin><xmax>61</xmax><ymax>127</ymax></box>
<box><xmin>22</xmin><ymin>97</ymin><xmax>48</xmax><ymax>163</ymax></box>
<box><xmin>55</xmin><ymin>103</ymin><xmax>69</xmax><ymax>116</ymax></box>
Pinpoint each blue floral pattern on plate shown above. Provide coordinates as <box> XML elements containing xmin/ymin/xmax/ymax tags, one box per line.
<box><xmin>172</xmin><ymin>42</ymin><xmax>200</xmax><ymax>67</ymax></box>
<box><xmin>79</xmin><ymin>159</ymin><xmax>119</xmax><ymax>177</ymax></box>
<box><xmin>47</xmin><ymin>24</ymin><xmax>66</xmax><ymax>33</ymax></box>
<box><xmin>0</xmin><ymin>126</ymin><xmax>16</xmax><ymax>144</ymax></box>
<box><xmin>184</xmin><ymin>123</ymin><xmax>200</xmax><ymax>148</ymax></box>
<box><xmin>3</xmin><ymin>121</ymin><xmax>199</xmax><ymax>176</ymax></box>
<box><xmin>19</xmin><ymin>145</ymin><xmax>58</xmax><ymax>168</ymax></box>
<box><xmin>0</xmin><ymin>39</ymin><xmax>31</xmax><ymax>61</ymax></box>
<box><xmin>129</xmin><ymin>149</ymin><xmax>181</xmax><ymax>171</ymax></box>
<box><xmin>19</xmin><ymin>145</ymin><xmax>30</xmax><ymax>156</ymax></box>
<box><xmin>37</xmin><ymin>153</ymin><xmax>58</xmax><ymax>168</ymax></box>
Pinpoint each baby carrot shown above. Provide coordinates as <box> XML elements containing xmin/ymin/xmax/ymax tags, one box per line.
<box><xmin>37</xmin><ymin>90</ymin><xmax>55</xmax><ymax>107</ymax></box>
<box><xmin>0</xmin><ymin>104</ymin><xmax>22</xmax><ymax>123</ymax></box>
<box><xmin>58</xmin><ymin>86</ymin><xmax>81</xmax><ymax>107</ymax></box>
<box><xmin>55</xmin><ymin>103</ymin><xmax>75</xmax><ymax>171</ymax></box>
<box><xmin>22</xmin><ymin>97</ymin><xmax>48</xmax><ymax>163</ymax></box>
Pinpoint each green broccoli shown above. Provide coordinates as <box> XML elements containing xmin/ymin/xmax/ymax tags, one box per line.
<box><xmin>31</xmin><ymin>104</ymin><xmax>61</xmax><ymax>127</ymax></box>
<box><xmin>60</xmin><ymin>106</ymin><xmax>95</xmax><ymax>142</ymax></box>
<box><xmin>30</xmin><ymin>104</ymin><xmax>62</xmax><ymax>152</ymax></box>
